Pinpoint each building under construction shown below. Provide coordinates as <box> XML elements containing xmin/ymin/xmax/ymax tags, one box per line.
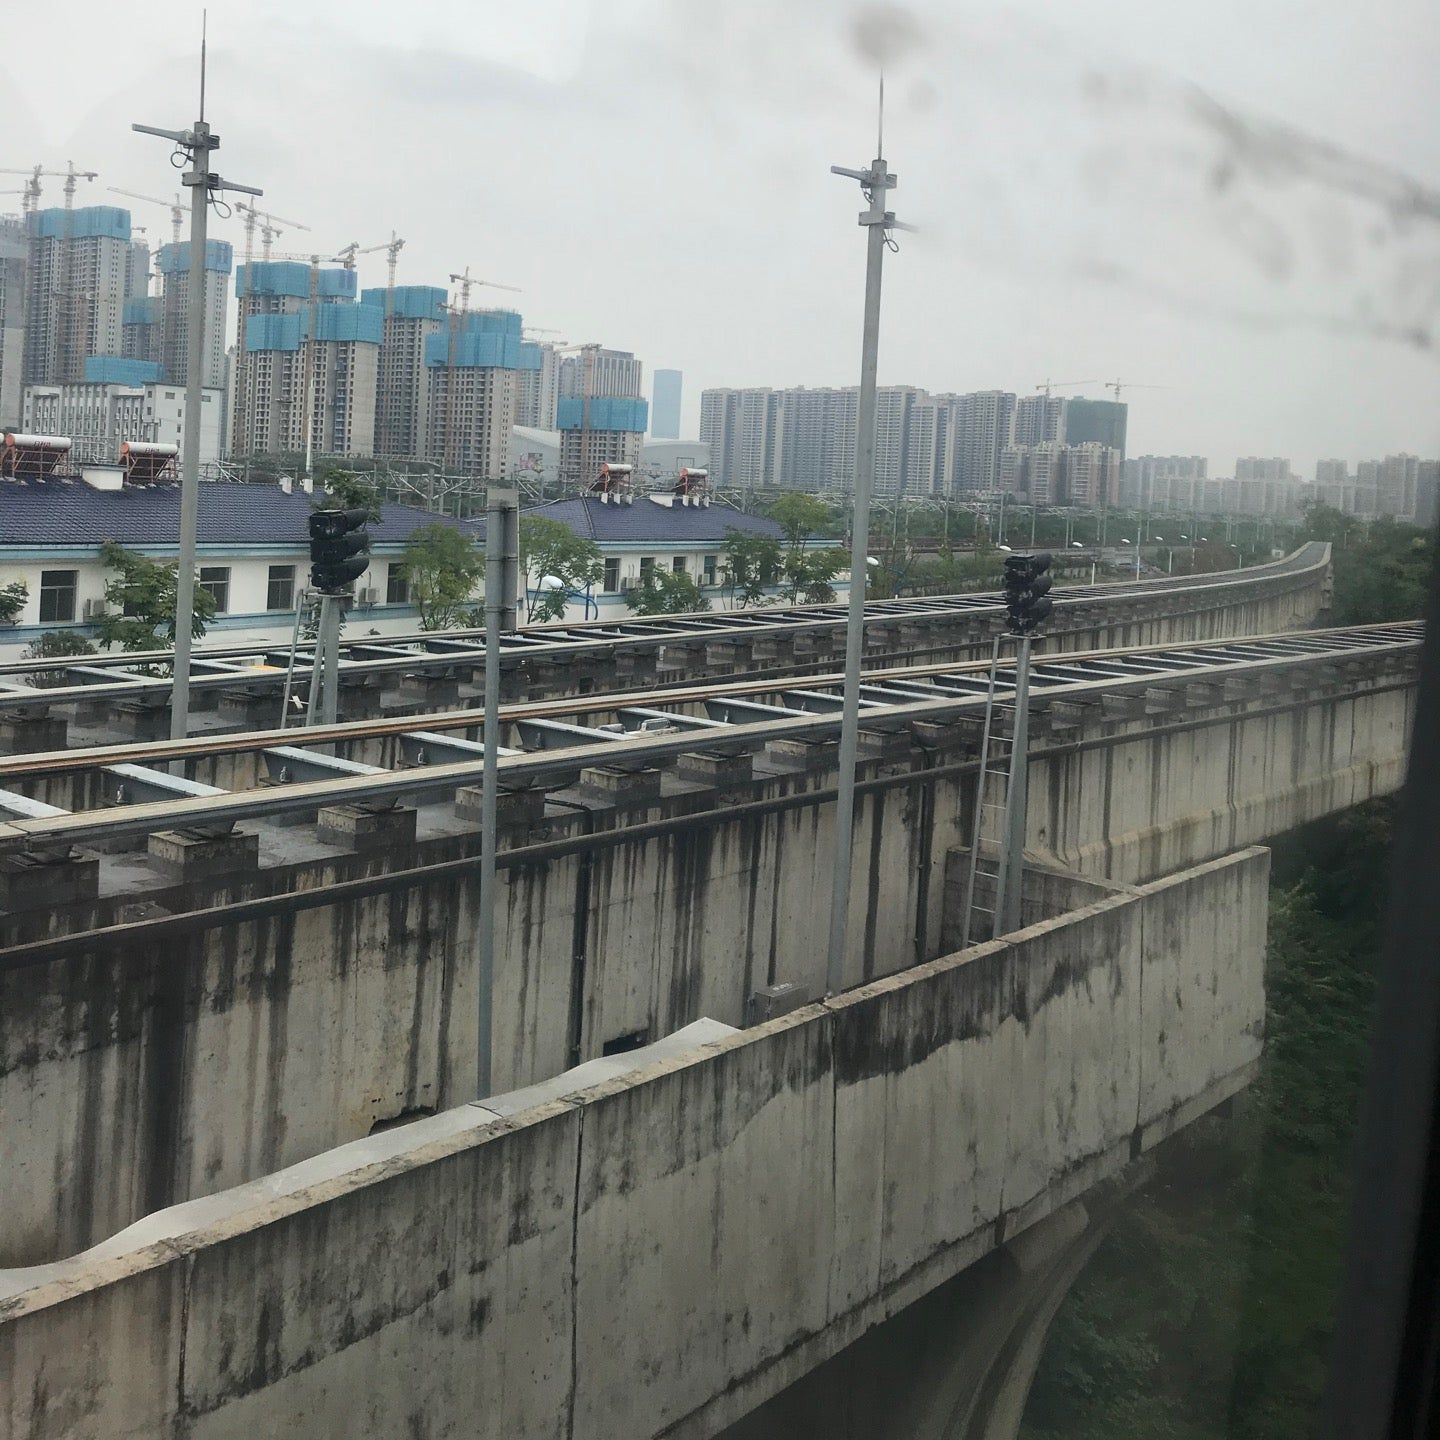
<box><xmin>556</xmin><ymin>344</ymin><xmax>648</xmax><ymax>482</ymax></box>
<box><xmin>422</xmin><ymin>308</ymin><xmax>532</xmax><ymax>478</ymax></box>
<box><xmin>365</xmin><ymin>284</ymin><xmax>447</xmax><ymax>461</ymax></box>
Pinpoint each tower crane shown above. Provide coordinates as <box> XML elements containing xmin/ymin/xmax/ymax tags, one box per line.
<box><xmin>1035</xmin><ymin>378</ymin><xmax>1097</xmax><ymax>399</ymax></box>
<box><xmin>357</xmin><ymin>232</ymin><xmax>405</xmax><ymax>291</ymax></box>
<box><xmin>1103</xmin><ymin>378</ymin><xmax>1168</xmax><ymax>400</ymax></box>
<box><xmin>234</xmin><ymin>202</ymin><xmax>310</xmax><ymax>260</ymax></box>
<box><xmin>2</xmin><ymin>162</ymin><xmax>98</xmax><ymax>213</ymax></box>
<box><xmin>447</xmin><ymin>266</ymin><xmax>521</xmax><ymax>314</ymax></box>
<box><xmin>107</xmin><ymin>186</ymin><xmax>184</xmax><ymax>244</ymax></box>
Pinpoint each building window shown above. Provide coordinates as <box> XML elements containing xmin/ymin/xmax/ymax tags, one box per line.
<box><xmin>266</xmin><ymin>564</ymin><xmax>296</xmax><ymax>611</ymax></box>
<box><xmin>199</xmin><ymin>566</ymin><xmax>230</xmax><ymax>614</ymax></box>
<box><xmin>386</xmin><ymin>564</ymin><xmax>411</xmax><ymax>605</ymax></box>
<box><xmin>603</xmin><ymin>558</ymin><xmax>620</xmax><ymax>593</ymax></box>
<box><xmin>38</xmin><ymin>569</ymin><xmax>77</xmax><ymax>623</ymax></box>
<box><xmin>703</xmin><ymin>554</ymin><xmax>719</xmax><ymax>586</ymax></box>
<box><xmin>639</xmin><ymin>556</ymin><xmax>656</xmax><ymax>577</ymax></box>
<box><xmin>672</xmin><ymin>556</ymin><xmax>686</xmax><ymax>575</ymax></box>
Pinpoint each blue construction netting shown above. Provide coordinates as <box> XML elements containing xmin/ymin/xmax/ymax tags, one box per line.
<box><xmin>556</xmin><ymin>395</ymin><xmax>649</xmax><ymax>433</ymax></box>
<box><xmin>123</xmin><ymin>297</ymin><xmax>160</xmax><ymax>326</ymax></box>
<box><xmin>245</xmin><ymin>303</ymin><xmax>384</xmax><ymax>351</ymax></box>
<box><xmin>156</xmin><ymin>239</ymin><xmax>235</xmax><ymax>275</ymax></box>
<box><xmin>360</xmin><ymin>285</ymin><xmax>448</xmax><ymax>321</ymax></box>
<box><xmin>34</xmin><ymin>206</ymin><xmax>131</xmax><ymax>242</ymax></box>
<box><xmin>83</xmin><ymin>355</ymin><xmax>163</xmax><ymax>385</ymax></box>
<box><xmin>236</xmin><ymin>262</ymin><xmax>357</xmax><ymax>300</ymax></box>
<box><xmin>245</xmin><ymin>312</ymin><xmax>303</xmax><ymax>351</ymax></box>
<box><xmin>312</xmin><ymin>303</ymin><xmax>384</xmax><ymax>344</ymax></box>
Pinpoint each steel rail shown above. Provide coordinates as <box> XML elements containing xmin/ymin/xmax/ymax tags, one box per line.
<box><xmin>0</xmin><ymin>544</ymin><xmax>1330</xmax><ymax>711</ymax></box>
<box><xmin>0</xmin><ymin>619</ymin><xmax>1415</xmax><ymax>857</ymax></box>
<box><xmin>0</xmin><ymin>673</ymin><xmax>1421</xmax><ymax>973</ymax></box>
<box><xmin>0</xmin><ymin>618</ymin><xmax>1379</xmax><ymax>783</ymax></box>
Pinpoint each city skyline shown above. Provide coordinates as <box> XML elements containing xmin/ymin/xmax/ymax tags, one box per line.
<box><xmin>5</xmin><ymin>0</ymin><xmax>1438</xmax><ymax>477</ymax></box>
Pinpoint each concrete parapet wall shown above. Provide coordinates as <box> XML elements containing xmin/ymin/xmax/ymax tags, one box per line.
<box><xmin>0</xmin><ymin>848</ymin><xmax>1269</xmax><ymax>1440</ymax></box>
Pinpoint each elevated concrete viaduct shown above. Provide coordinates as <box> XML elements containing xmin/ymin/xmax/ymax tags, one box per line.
<box><xmin>0</xmin><ymin>623</ymin><xmax>1417</xmax><ymax>1271</ymax></box>
<box><xmin>0</xmin><ymin>545</ymin><xmax>1329</xmax><ymax>749</ymax></box>
<box><xmin>0</xmin><ymin>849</ymin><xmax>1267</xmax><ymax>1440</ymax></box>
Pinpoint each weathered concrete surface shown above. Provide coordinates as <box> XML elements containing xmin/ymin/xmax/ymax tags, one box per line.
<box><xmin>0</xmin><ymin>646</ymin><xmax>1412</xmax><ymax>1266</ymax></box>
<box><xmin>0</xmin><ymin>848</ymin><xmax>1268</xmax><ymax>1439</ymax></box>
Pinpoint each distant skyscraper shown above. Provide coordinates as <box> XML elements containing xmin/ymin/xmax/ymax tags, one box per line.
<box><xmin>425</xmin><ymin>309</ymin><xmax>529</xmax><ymax>477</ymax></box>
<box><xmin>24</xmin><ymin>206</ymin><xmax>132</xmax><ymax>385</ymax></box>
<box><xmin>515</xmin><ymin>339</ymin><xmax>562</xmax><ymax>431</ymax></box>
<box><xmin>1012</xmin><ymin>394</ymin><xmax>1066</xmax><ymax>447</ymax></box>
<box><xmin>558</xmin><ymin>346</ymin><xmax>647</xmax><ymax>480</ymax></box>
<box><xmin>1062</xmin><ymin>397</ymin><xmax>1127</xmax><ymax>458</ymax></box>
<box><xmin>231</xmin><ymin>261</ymin><xmax>379</xmax><ymax>458</ymax></box>
<box><xmin>362</xmin><ymin>285</ymin><xmax>447</xmax><ymax>460</ymax></box>
<box><xmin>0</xmin><ymin>216</ymin><xmax>26</xmax><ymax>427</ymax></box>
<box><xmin>155</xmin><ymin>239</ymin><xmax>233</xmax><ymax>390</ymax></box>
<box><xmin>1314</xmin><ymin>458</ymin><xmax>1348</xmax><ymax>484</ymax></box>
<box><xmin>651</xmin><ymin>368</ymin><xmax>682</xmax><ymax>439</ymax></box>
<box><xmin>1234</xmin><ymin>457</ymin><xmax>1292</xmax><ymax>482</ymax></box>
<box><xmin>942</xmin><ymin>390</ymin><xmax>1017</xmax><ymax>493</ymax></box>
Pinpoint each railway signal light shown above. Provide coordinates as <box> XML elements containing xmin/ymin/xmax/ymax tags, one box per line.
<box><xmin>308</xmin><ymin>508</ymin><xmax>370</xmax><ymax>594</ymax></box>
<box><xmin>1003</xmin><ymin>551</ymin><xmax>1054</xmax><ymax>634</ymax></box>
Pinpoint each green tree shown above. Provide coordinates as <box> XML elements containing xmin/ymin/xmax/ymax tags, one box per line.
<box><xmin>721</xmin><ymin>532</ymin><xmax>783</xmax><ymax>607</ymax></box>
<box><xmin>313</xmin><ymin>468</ymin><xmax>382</xmax><ymax>522</ymax></box>
<box><xmin>782</xmin><ymin>546</ymin><xmax>846</xmax><ymax>604</ymax></box>
<box><xmin>519</xmin><ymin>516</ymin><xmax>603</xmax><ymax>622</ymax></box>
<box><xmin>624</xmin><ymin>568</ymin><xmax>710</xmax><ymax>615</ymax></box>
<box><xmin>401</xmin><ymin>523</ymin><xmax>486</xmax><ymax>630</ymax></box>
<box><xmin>22</xmin><ymin>629</ymin><xmax>96</xmax><ymax>688</ymax></box>
<box><xmin>766</xmin><ymin>492</ymin><xmax>834</xmax><ymax>551</ymax></box>
<box><xmin>0</xmin><ymin>580</ymin><xmax>28</xmax><ymax>624</ymax></box>
<box><xmin>95</xmin><ymin>541</ymin><xmax>216</xmax><ymax>652</ymax></box>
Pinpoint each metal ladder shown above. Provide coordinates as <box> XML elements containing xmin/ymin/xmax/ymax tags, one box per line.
<box><xmin>959</xmin><ymin>636</ymin><xmax>1017</xmax><ymax>948</ymax></box>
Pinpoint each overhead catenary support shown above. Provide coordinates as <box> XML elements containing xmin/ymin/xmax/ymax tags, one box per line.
<box><xmin>826</xmin><ymin>85</ymin><xmax>904</xmax><ymax>995</ymax></box>
<box><xmin>131</xmin><ymin>23</ymin><xmax>261</xmax><ymax>744</ymax></box>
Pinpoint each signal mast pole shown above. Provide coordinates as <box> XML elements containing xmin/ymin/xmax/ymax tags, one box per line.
<box><xmin>826</xmin><ymin>84</ymin><xmax>903</xmax><ymax>996</ymax></box>
<box><xmin>132</xmin><ymin>22</ymin><xmax>261</xmax><ymax>742</ymax></box>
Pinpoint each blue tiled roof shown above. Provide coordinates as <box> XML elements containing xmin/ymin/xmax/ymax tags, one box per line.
<box><xmin>0</xmin><ymin>483</ymin><xmax>790</xmax><ymax>553</ymax></box>
<box><xmin>0</xmin><ymin>481</ymin><xmax>465</xmax><ymax>550</ymax></box>
<box><xmin>520</xmin><ymin>497</ymin><xmax>786</xmax><ymax>544</ymax></box>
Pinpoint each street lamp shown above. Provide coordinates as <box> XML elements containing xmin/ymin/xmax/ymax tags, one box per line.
<box><xmin>537</xmin><ymin>573</ymin><xmax>597</xmax><ymax>620</ymax></box>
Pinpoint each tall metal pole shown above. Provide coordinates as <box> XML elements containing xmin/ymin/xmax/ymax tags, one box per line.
<box><xmin>826</xmin><ymin>134</ymin><xmax>899</xmax><ymax>995</ymax></box>
<box><xmin>133</xmin><ymin>37</ymin><xmax>260</xmax><ymax>743</ymax></box>
<box><xmin>169</xmin><ymin>127</ymin><xmax>209</xmax><ymax>741</ymax></box>
<box><xmin>994</xmin><ymin>633</ymin><xmax>1033</xmax><ymax>937</ymax></box>
<box><xmin>476</xmin><ymin>486</ymin><xmax>515</xmax><ymax>1096</ymax></box>
<box><xmin>318</xmin><ymin>594</ymin><xmax>341</xmax><ymax>726</ymax></box>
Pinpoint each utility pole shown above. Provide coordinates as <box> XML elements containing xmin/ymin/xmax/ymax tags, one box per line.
<box><xmin>133</xmin><ymin>24</ymin><xmax>261</xmax><ymax>742</ymax></box>
<box><xmin>476</xmin><ymin>487</ymin><xmax>518</xmax><ymax>1097</ymax></box>
<box><xmin>826</xmin><ymin>86</ymin><xmax>905</xmax><ymax>995</ymax></box>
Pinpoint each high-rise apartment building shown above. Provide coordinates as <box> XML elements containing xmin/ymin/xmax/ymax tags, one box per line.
<box><xmin>1120</xmin><ymin>455</ymin><xmax>1208</xmax><ymax>509</ymax></box>
<box><xmin>154</xmin><ymin>239</ymin><xmax>232</xmax><ymax>390</ymax></box>
<box><xmin>1012</xmin><ymin>393</ymin><xmax>1066</xmax><ymax>447</ymax></box>
<box><xmin>124</xmin><ymin>237</ymin><xmax>150</xmax><ymax>305</ymax></box>
<box><xmin>941</xmin><ymin>390</ymin><xmax>1017</xmax><ymax>493</ymax></box>
<box><xmin>121</xmin><ymin>296</ymin><xmax>160</xmax><ymax>369</ymax></box>
<box><xmin>1234</xmin><ymin>457</ymin><xmax>1292</xmax><ymax>482</ymax></box>
<box><xmin>1000</xmin><ymin>442</ymin><xmax>1119</xmax><ymax>507</ymax></box>
<box><xmin>1065</xmin><ymin>442</ymin><xmax>1121</xmax><ymax>506</ymax></box>
<box><xmin>231</xmin><ymin>262</ymin><xmax>379</xmax><ymax>458</ymax></box>
<box><xmin>361</xmin><ymin>285</ymin><xmax>447</xmax><ymax>459</ymax></box>
<box><xmin>1314</xmin><ymin>458</ymin><xmax>1348</xmax><ymax>485</ymax></box>
<box><xmin>557</xmin><ymin>345</ymin><xmax>647</xmax><ymax>480</ymax></box>
<box><xmin>1376</xmin><ymin>453</ymin><xmax>1420</xmax><ymax>517</ymax></box>
<box><xmin>1062</xmin><ymin>397</ymin><xmax>1127</xmax><ymax>457</ymax></box>
<box><xmin>24</xmin><ymin>206</ymin><xmax>132</xmax><ymax>385</ymax></box>
<box><xmin>515</xmin><ymin>339</ymin><xmax>562</xmax><ymax>431</ymax></box>
<box><xmin>650</xmin><ymin>368</ymin><xmax>682</xmax><ymax>439</ymax></box>
<box><xmin>0</xmin><ymin>216</ymin><xmax>26</xmax><ymax>427</ymax></box>
<box><xmin>423</xmin><ymin>309</ymin><xmax>532</xmax><ymax>478</ymax></box>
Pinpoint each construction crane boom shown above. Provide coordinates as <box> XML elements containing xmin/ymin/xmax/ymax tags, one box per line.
<box><xmin>1035</xmin><ymin>378</ymin><xmax>1097</xmax><ymax>398</ymax></box>
<box><xmin>1103</xmin><ymin>377</ymin><xmax>1168</xmax><ymax>399</ymax></box>
<box><xmin>106</xmin><ymin>186</ymin><xmax>185</xmax><ymax>244</ymax></box>
<box><xmin>4</xmin><ymin>162</ymin><xmax>97</xmax><ymax>213</ymax></box>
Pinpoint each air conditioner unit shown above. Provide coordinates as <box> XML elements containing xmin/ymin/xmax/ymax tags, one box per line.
<box><xmin>620</xmin><ymin>575</ymin><xmax>639</xmax><ymax>592</ymax></box>
<box><xmin>82</xmin><ymin>598</ymin><xmax>107</xmax><ymax>619</ymax></box>
<box><xmin>357</xmin><ymin>586</ymin><xmax>378</xmax><ymax>606</ymax></box>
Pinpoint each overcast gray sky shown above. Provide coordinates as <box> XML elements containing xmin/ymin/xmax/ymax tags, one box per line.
<box><xmin>10</xmin><ymin>0</ymin><xmax>1439</xmax><ymax>475</ymax></box>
